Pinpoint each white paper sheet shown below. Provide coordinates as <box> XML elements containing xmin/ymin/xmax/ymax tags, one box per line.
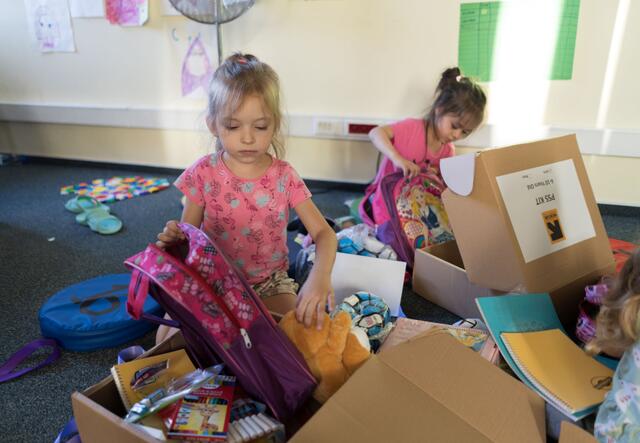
<box><xmin>69</xmin><ymin>0</ymin><xmax>104</xmax><ymax>17</ymax></box>
<box><xmin>24</xmin><ymin>0</ymin><xmax>76</xmax><ymax>52</ymax></box>
<box><xmin>496</xmin><ymin>159</ymin><xmax>596</xmax><ymax>263</ymax></box>
<box><xmin>330</xmin><ymin>253</ymin><xmax>406</xmax><ymax>317</ymax></box>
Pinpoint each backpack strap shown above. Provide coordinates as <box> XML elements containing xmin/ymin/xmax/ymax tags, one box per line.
<box><xmin>0</xmin><ymin>338</ymin><xmax>61</xmax><ymax>383</ymax></box>
<box><xmin>126</xmin><ymin>269</ymin><xmax>180</xmax><ymax>327</ymax></box>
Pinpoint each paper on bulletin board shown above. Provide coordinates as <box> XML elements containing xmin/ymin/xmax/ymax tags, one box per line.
<box><xmin>105</xmin><ymin>0</ymin><xmax>148</xmax><ymax>26</ymax></box>
<box><xmin>24</xmin><ymin>0</ymin><xmax>76</xmax><ymax>52</ymax></box>
<box><xmin>69</xmin><ymin>0</ymin><xmax>104</xmax><ymax>18</ymax></box>
<box><xmin>330</xmin><ymin>253</ymin><xmax>406</xmax><ymax>316</ymax></box>
<box><xmin>458</xmin><ymin>0</ymin><xmax>580</xmax><ymax>81</ymax></box>
<box><xmin>496</xmin><ymin>159</ymin><xmax>595</xmax><ymax>263</ymax></box>
<box><xmin>182</xmin><ymin>35</ymin><xmax>214</xmax><ymax>97</ymax></box>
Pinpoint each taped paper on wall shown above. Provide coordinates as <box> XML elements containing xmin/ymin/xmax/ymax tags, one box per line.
<box><xmin>24</xmin><ymin>0</ymin><xmax>76</xmax><ymax>53</ymax></box>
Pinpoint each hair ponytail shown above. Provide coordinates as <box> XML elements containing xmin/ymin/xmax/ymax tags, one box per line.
<box><xmin>426</xmin><ymin>67</ymin><xmax>486</xmax><ymax>139</ymax></box>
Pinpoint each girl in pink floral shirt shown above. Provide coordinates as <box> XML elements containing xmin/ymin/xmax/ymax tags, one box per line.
<box><xmin>156</xmin><ymin>54</ymin><xmax>337</xmax><ymax>342</ymax></box>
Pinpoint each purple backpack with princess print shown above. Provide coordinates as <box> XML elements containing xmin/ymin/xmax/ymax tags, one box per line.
<box><xmin>124</xmin><ymin>223</ymin><xmax>316</xmax><ymax>420</ymax></box>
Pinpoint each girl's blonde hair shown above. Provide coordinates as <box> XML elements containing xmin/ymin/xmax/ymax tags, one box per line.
<box><xmin>587</xmin><ymin>248</ymin><xmax>640</xmax><ymax>355</ymax></box>
<box><xmin>207</xmin><ymin>53</ymin><xmax>285</xmax><ymax>158</ymax></box>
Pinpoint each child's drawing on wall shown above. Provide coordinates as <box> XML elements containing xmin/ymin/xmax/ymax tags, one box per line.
<box><xmin>181</xmin><ymin>35</ymin><xmax>214</xmax><ymax>97</ymax></box>
<box><xmin>105</xmin><ymin>0</ymin><xmax>149</xmax><ymax>26</ymax></box>
<box><xmin>24</xmin><ymin>0</ymin><xmax>76</xmax><ymax>53</ymax></box>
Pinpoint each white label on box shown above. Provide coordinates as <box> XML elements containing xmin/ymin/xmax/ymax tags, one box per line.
<box><xmin>496</xmin><ymin>159</ymin><xmax>596</xmax><ymax>263</ymax></box>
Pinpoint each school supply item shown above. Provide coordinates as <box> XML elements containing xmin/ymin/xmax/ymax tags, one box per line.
<box><xmin>476</xmin><ymin>293</ymin><xmax>611</xmax><ymax>420</ymax></box>
<box><xmin>60</xmin><ymin>176</ymin><xmax>170</xmax><ymax>203</ymax></box>
<box><xmin>228</xmin><ymin>413</ymin><xmax>285</xmax><ymax>443</ymax></box>
<box><xmin>125</xmin><ymin>223</ymin><xmax>316</xmax><ymax>420</ymax></box>
<box><xmin>501</xmin><ymin>328</ymin><xmax>613</xmax><ymax>417</ymax></box>
<box><xmin>378</xmin><ymin>317</ymin><xmax>500</xmax><ymax>364</ymax></box>
<box><xmin>111</xmin><ymin>349</ymin><xmax>196</xmax><ymax>410</ymax></box>
<box><xmin>375</xmin><ymin>170</ymin><xmax>454</xmax><ymax>267</ymax></box>
<box><xmin>125</xmin><ymin>365</ymin><xmax>223</xmax><ymax>424</ymax></box>
<box><xmin>165</xmin><ymin>374</ymin><xmax>236</xmax><ymax>441</ymax></box>
<box><xmin>39</xmin><ymin>274</ymin><xmax>163</xmax><ymax>351</ymax></box>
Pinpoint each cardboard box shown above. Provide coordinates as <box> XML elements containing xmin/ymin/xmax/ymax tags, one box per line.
<box><xmin>291</xmin><ymin>332</ymin><xmax>546</xmax><ymax>443</ymax></box>
<box><xmin>559</xmin><ymin>422</ymin><xmax>598</xmax><ymax>443</ymax></box>
<box><xmin>413</xmin><ymin>240</ymin><xmax>505</xmax><ymax>319</ymax></box>
<box><xmin>414</xmin><ymin>135</ymin><xmax>614</xmax><ymax>327</ymax></box>
<box><xmin>73</xmin><ymin>330</ymin><xmax>593</xmax><ymax>442</ymax></box>
<box><xmin>72</xmin><ymin>334</ymin><xmax>188</xmax><ymax>443</ymax></box>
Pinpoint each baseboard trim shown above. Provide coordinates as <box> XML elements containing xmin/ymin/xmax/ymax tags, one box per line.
<box><xmin>8</xmin><ymin>155</ymin><xmax>640</xmax><ymax>216</ymax></box>
<box><xmin>19</xmin><ymin>155</ymin><xmax>184</xmax><ymax>176</ymax></box>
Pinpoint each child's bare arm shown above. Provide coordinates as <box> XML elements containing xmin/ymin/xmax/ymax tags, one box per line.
<box><xmin>369</xmin><ymin>125</ymin><xmax>419</xmax><ymax>178</ymax></box>
<box><xmin>293</xmin><ymin>199</ymin><xmax>337</xmax><ymax>329</ymax></box>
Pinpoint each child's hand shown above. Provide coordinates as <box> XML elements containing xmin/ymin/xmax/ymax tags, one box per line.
<box><xmin>393</xmin><ymin>157</ymin><xmax>420</xmax><ymax>178</ymax></box>
<box><xmin>296</xmin><ymin>274</ymin><xmax>335</xmax><ymax>330</ymax></box>
<box><xmin>156</xmin><ymin>220</ymin><xmax>186</xmax><ymax>248</ymax></box>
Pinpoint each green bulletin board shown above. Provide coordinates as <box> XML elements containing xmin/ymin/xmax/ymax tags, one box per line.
<box><xmin>458</xmin><ymin>0</ymin><xmax>580</xmax><ymax>81</ymax></box>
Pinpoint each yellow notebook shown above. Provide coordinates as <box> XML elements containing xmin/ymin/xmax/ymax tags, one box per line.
<box><xmin>501</xmin><ymin>329</ymin><xmax>613</xmax><ymax>415</ymax></box>
<box><xmin>111</xmin><ymin>349</ymin><xmax>196</xmax><ymax>410</ymax></box>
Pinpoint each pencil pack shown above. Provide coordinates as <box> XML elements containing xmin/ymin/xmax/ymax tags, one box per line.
<box><xmin>124</xmin><ymin>223</ymin><xmax>316</xmax><ymax>420</ymax></box>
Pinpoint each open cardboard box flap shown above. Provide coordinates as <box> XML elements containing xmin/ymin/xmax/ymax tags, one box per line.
<box><xmin>559</xmin><ymin>422</ymin><xmax>598</xmax><ymax>443</ymax></box>
<box><xmin>439</xmin><ymin>134</ymin><xmax>613</xmax><ymax>293</ymax></box>
<box><xmin>291</xmin><ymin>332</ymin><xmax>545</xmax><ymax>443</ymax></box>
<box><xmin>424</xmin><ymin>135</ymin><xmax>615</xmax><ymax>324</ymax></box>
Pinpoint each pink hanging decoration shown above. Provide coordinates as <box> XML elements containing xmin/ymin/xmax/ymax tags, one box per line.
<box><xmin>105</xmin><ymin>0</ymin><xmax>148</xmax><ymax>26</ymax></box>
<box><xmin>181</xmin><ymin>35</ymin><xmax>214</xmax><ymax>96</ymax></box>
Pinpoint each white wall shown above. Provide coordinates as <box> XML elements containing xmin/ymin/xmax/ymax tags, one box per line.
<box><xmin>0</xmin><ymin>0</ymin><xmax>639</xmax><ymax>204</ymax></box>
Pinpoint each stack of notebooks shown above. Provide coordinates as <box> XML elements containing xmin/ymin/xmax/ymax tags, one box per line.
<box><xmin>379</xmin><ymin>317</ymin><xmax>501</xmax><ymax>364</ymax></box>
<box><xmin>477</xmin><ymin>293</ymin><xmax>614</xmax><ymax>420</ymax></box>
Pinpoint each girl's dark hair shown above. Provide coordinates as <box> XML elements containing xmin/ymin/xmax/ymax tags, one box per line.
<box><xmin>207</xmin><ymin>53</ymin><xmax>284</xmax><ymax>158</ymax></box>
<box><xmin>587</xmin><ymin>248</ymin><xmax>640</xmax><ymax>355</ymax></box>
<box><xmin>426</xmin><ymin>67</ymin><xmax>486</xmax><ymax>139</ymax></box>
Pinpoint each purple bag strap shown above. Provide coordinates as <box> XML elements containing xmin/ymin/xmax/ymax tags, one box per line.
<box><xmin>126</xmin><ymin>269</ymin><xmax>180</xmax><ymax>328</ymax></box>
<box><xmin>0</xmin><ymin>338</ymin><xmax>61</xmax><ymax>383</ymax></box>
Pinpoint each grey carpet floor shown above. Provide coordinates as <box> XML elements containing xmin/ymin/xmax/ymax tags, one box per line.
<box><xmin>0</xmin><ymin>160</ymin><xmax>638</xmax><ymax>442</ymax></box>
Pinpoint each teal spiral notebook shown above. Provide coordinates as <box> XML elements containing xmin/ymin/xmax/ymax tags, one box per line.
<box><xmin>476</xmin><ymin>293</ymin><xmax>611</xmax><ymax>421</ymax></box>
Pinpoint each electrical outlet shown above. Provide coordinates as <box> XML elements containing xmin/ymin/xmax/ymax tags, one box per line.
<box><xmin>313</xmin><ymin>118</ymin><xmax>344</xmax><ymax>137</ymax></box>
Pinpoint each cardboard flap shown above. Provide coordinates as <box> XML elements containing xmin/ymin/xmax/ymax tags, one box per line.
<box><xmin>293</xmin><ymin>333</ymin><xmax>545</xmax><ymax>442</ymax></box>
<box><xmin>380</xmin><ymin>333</ymin><xmax>545</xmax><ymax>442</ymax></box>
<box><xmin>559</xmin><ymin>422</ymin><xmax>598</xmax><ymax>443</ymax></box>
<box><xmin>441</xmin><ymin>153</ymin><xmax>476</xmax><ymax>196</ymax></box>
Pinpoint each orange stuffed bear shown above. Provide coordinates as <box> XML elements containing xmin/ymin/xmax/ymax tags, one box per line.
<box><xmin>279</xmin><ymin>310</ymin><xmax>371</xmax><ymax>403</ymax></box>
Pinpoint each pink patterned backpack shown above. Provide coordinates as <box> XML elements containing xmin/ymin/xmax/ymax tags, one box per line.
<box><xmin>373</xmin><ymin>169</ymin><xmax>454</xmax><ymax>267</ymax></box>
<box><xmin>124</xmin><ymin>223</ymin><xmax>316</xmax><ymax>420</ymax></box>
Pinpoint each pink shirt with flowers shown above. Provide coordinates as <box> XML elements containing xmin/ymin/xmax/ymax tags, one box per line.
<box><xmin>175</xmin><ymin>152</ymin><xmax>311</xmax><ymax>284</ymax></box>
<box><xmin>368</xmin><ymin>118</ymin><xmax>455</xmax><ymax>226</ymax></box>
